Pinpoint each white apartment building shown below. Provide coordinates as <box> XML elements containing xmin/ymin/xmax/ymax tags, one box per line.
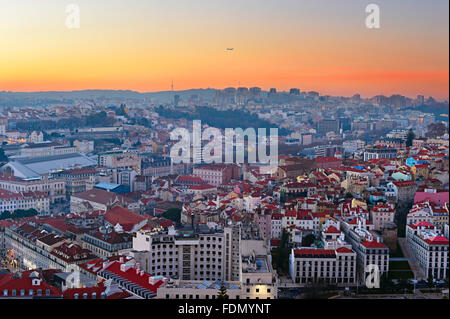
<box><xmin>288</xmin><ymin>223</ymin><xmax>356</xmax><ymax>286</ymax></box>
<box><xmin>4</xmin><ymin>222</ymin><xmax>96</xmax><ymax>271</ymax></box>
<box><xmin>0</xmin><ymin>175</ymin><xmax>66</xmax><ymax>203</ymax></box>
<box><xmin>0</xmin><ymin>175</ymin><xmax>65</xmax><ymax>204</ymax></box>
<box><xmin>342</xmin><ymin>217</ymin><xmax>390</xmax><ymax>283</ymax></box>
<box><xmin>289</xmin><ymin>246</ymin><xmax>356</xmax><ymax>286</ymax></box>
<box><xmin>270</xmin><ymin>213</ymin><xmax>283</xmax><ymax>239</ymax></box>
<box><xmin>131</xmin><ymin>225</ymin><xmax>239</xmax><ymax>282</ymax></box>
<box><xmin>0</xmin><ymin>188</ymin><xmax>50</xmax><ymax>213</ymax></box>
<box><xmin>406</xmin><ymin>221</ymin><xmax>449</xmax><ymax>280</ymax></box>
<box><xmin>131</xmin><ymin>223</ymin><xmax>277</xmax><ymax>299</ymax></box>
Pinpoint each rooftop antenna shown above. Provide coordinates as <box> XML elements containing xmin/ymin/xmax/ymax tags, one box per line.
<box><xmin>171</xmin><ymin>79</ymin><xmax>174</xmax><ymax>92</ymax></box>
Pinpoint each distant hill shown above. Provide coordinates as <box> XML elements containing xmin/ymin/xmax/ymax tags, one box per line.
<box><xmin>0</xmin><ymin>89</ymin><xmax>217</xmax><ymax>105</ymax></box>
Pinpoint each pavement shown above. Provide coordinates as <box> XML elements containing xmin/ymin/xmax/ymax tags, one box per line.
<box><xmin>398</xmin><ymin>237</ymin><xmax>425</xmax><ymax>280</ymax></box>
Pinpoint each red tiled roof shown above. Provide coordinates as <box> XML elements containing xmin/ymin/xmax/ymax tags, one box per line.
<box><xmin>294</xmin><ymin>249</ymin><xmax>336</xmax><ymax>257</ymax></box>
<box><xmin>424</xmin><ymin>236</ymin><xmax>449</xmax><ymax>245</ymax></box>
<box><xmin>104</xmin><ymin>206</ymin><xmax>146</xmax><ymax>232</ymax></box>
<box><xmin>324</xmin><ymin>225</ymin><xmax>341</xmax><ymax>234</ymax></box>
<box><xmin>361</xmin><ymin>241</ymin><xmax>386</xmax><ymax>248</ymax></box>
<box><xmin>189</xmin><ymin>184</ymin><xmax>216</xmax><ymax>190</ymax></box>
<box><xmin>336</xmin><ymin>247</ymin><xmax>353</xmax><ymax>254</ymax></box>
<box><xmin>0</xmin><ymin>270</ymin><xmax>62</xmax><ymax>297</ymax></box>
<box><xmin>101</xmin><ymin>261</ymin><xmax>164</xmax><ymax>294</ymax></box>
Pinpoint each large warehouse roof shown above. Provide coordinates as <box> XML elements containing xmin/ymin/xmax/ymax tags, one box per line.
<box><xmin>1</xmin><ymin>153</ymin><xmax>97</xmax><ymax>179</ymax></box>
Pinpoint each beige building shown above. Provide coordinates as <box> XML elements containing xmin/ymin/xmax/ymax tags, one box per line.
<box><xmin>370</xmin><ymin>203</ymin><xmax>396</xmax><ymax>231</ymax></box>
<box><xmin>70</xmin><ymin>188</ymin><xmax>140</xmax><ymax>213</ymax></box>
<box><xmin>0</xmin><ymin>175</ymin><xmax>65</xmax><ymax>203</ymax></box>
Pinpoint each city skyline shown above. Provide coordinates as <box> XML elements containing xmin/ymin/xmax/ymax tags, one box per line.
<box><xmin>1</xmin><ymin>0</ymin><xmax>449</xmax><ymax>99</ymax></box>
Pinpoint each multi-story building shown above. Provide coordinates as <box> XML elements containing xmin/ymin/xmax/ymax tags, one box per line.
<box><xmin>289</xmin><ymin>247</ymin><xmax>356</xmax><ymax>286</ymax></box>
<box><xmin>51</xmin><ymin>167</ymin><xmax>97</xmax><ymax>197</ymax></box>
<box><xmin>4</xmin><ymin>222</ymin><xmax>95</xmax><ymax>271</ymax></box>
<box><xmin>288</xmin><ymin>223</ymin><xmax>357</xmax><ymax>286</ymax></box>
<box><xmin>97</xmin><ymin>258</ymin><xmax>166</xmax><ymax>299</ymax></box>
<box><xmin>363</xmin><ymin>147</ymin><xmax>397</xmax><ymax>162</ymax></box>
<box><xmin>317</xmin><ymin>119</ymin><xmax>339</xmax><ymax>135</ymax></box>
<box><xmin>370</xmin><ymin>203</ymin><xmax>396</xmax><ymax>231</ymax></box>
<box><xmin>18</xmin><ymin>142</ymin><xmax>77</xmax><ymax>159</ymax></box>
<box><xmin>131</xmin><ymin>225</ymin><xmax>237</xmax><ymax>281</ymax></box>
<box><xmin>388</xmin><ymin>181</ymin><xmax>418</xmax><ymax>204</ymax></box>
<box><xmin>407</xmin><ymin>201</ymin><xmax>449</xmax><ymax>232</ymax></box>
<box><xmin>406</xmin><ymin>221</ymin><xmax>449</xmax><ymax>280</ymax></box>
<box><xmin>82</xmin><ymin>229</ymin><xmax>133</xmax><ymax>258</ymax></box>
<box><xmin>341</xmin><ymin>217</ymin><xmax>389</xmax><ymax>283</ymax></box>
<box><xmin>131</xmin><ymin>223</ymin><xmax>277</xmax><ymax>299</ymax></box>
<box><xmin>193</xmin><ymin>164</ymin><xmax>239</xmax><ymax>187</ymax></box>
<box><xmin>73</xmin><ymin>140</ymin><xmax>94</xmax><ymax>154</ymax></box>
<box><xmin>271</xmin><ymin>213</ymin><xmax>283</xmax><ymax>239</ymax></box>
<box><xmin>98</xmin><ymin>150</ymin><xmax>141</xmax><ymax>175</ymax></box>
<box><xmin>0</xmin><ymin>188</ymin><xmax>50</xmax><ymax>214</ymax></box>
<box><xmin>142</xmin><ymin>155</ymin><xmax>186</xmax><ymax>178</ymax></box>
<box><xmin>0</xmin><ymin>175</ymin><xmax>66</xmax><ymax>204</ymax></box>
<box><xmin>70</xmin><ymin>188</ymin><xmax>140</xmax><ymax>213</ymax></box>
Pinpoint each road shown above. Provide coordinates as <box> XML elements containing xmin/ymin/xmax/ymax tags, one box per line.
<box><xmin>398</xmin><ymin>237</ymin><xmax>425</xmax><ymax>280</ymax></box>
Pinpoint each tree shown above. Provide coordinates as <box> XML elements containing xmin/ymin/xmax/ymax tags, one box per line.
<box><xmin>426</xmin><ymin>275</ymin><xmax>435</xmax><ymax>289</ymax></box>
<box><xmin>426</xmin><ymin>122</ymin><xmax>448</xmax><ymax>138</ymax></box>
<box><xmin>301</xmin><ymin>234</ymin><xmax>316</xmax><ymax>247</ymax></box>
<box><xmin>0</xmin><ymin>208</ymin><xmax>38</xmax><ymax>220</ymax></box>
<box><xmin>406</xmin><ymin>129</ymin><xmax>415</xmax><ymax>147</ymax></box>
<box><xmin>273</xmin><ymin>230</ymin><xmax>291</xmax><ymax>274</ymax></box>
<box><xmin>217</xmin><ymin>284</ymin><xmax>229</xmax><ymax>299</ymax></box>
<box><xmin>162</xmin><ymin>208</ymin><xmax>181</xmax><ymax>223</ymax></box>
<box><xmin>0</xmin><ymin>148</ymin><xmax>8</xmax><ymax>162</ymax></box>
<box><xmin>345</xmin><ymin>192</ymin><xmax>354</xmax><ymax>199</ymax></box>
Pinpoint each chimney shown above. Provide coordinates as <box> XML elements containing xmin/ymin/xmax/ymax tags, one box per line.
<box><xmin>119</xmin><ymin>257</ymin><xmax>124</xmax><ymax>263</ymax></box>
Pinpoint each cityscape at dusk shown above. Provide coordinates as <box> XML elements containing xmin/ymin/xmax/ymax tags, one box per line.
<box><xmin>0</xmin><ymin>0</ymin><xmax>449</xmax><ymax>311</ymax></box>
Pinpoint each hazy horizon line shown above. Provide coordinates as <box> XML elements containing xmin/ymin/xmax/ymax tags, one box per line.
<box><xmin>1</xmin><ymin>88</ymin><xmax>448</xmax><ymax>102</ymax></box>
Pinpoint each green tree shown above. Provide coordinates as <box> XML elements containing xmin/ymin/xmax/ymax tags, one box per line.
<box><xmin>406</xmin><ymin>129</ymin><xmax>415</xmax><ymax>147</ymax></box>
<box><xmin>301</xmin><ymin>234</ymin><xmax>316</xmax><ymax>247</ymax></box>
<box><xmin>272</xmin><ymin>230</ymin><xmax>291</xmax><ymax>274</ymax></box>
<box><xmin>217</xmin><ymin>284</ymin><xmax>229</xmax><ymax>299</ymax></box>
<box><xmin>0</xmin><ymin>208</ymin><xmax>38</xmax><ymax>220</ymax></box>
<box><xmin>162</xmin><ymin>208</ymin><xmax>181</xmax><ymax>223</ymax></box>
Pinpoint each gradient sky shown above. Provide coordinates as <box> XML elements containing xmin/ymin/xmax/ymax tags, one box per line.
<box><xmin>0</xmin><ymin>0</ymin><xmax>448</xmax><ymax>99</ymax></box>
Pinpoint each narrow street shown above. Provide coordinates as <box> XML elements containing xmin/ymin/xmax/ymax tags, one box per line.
<box><xmin>398</xmin><ymin>238</ymin><xmax>426</xmax><ymax>280</ymax></box>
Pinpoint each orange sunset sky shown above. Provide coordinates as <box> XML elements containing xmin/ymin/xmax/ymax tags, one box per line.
<box><xmin>0</xmin><ymin>0</ymin><xmax>449</xmax><ymax>99</ymax></box>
